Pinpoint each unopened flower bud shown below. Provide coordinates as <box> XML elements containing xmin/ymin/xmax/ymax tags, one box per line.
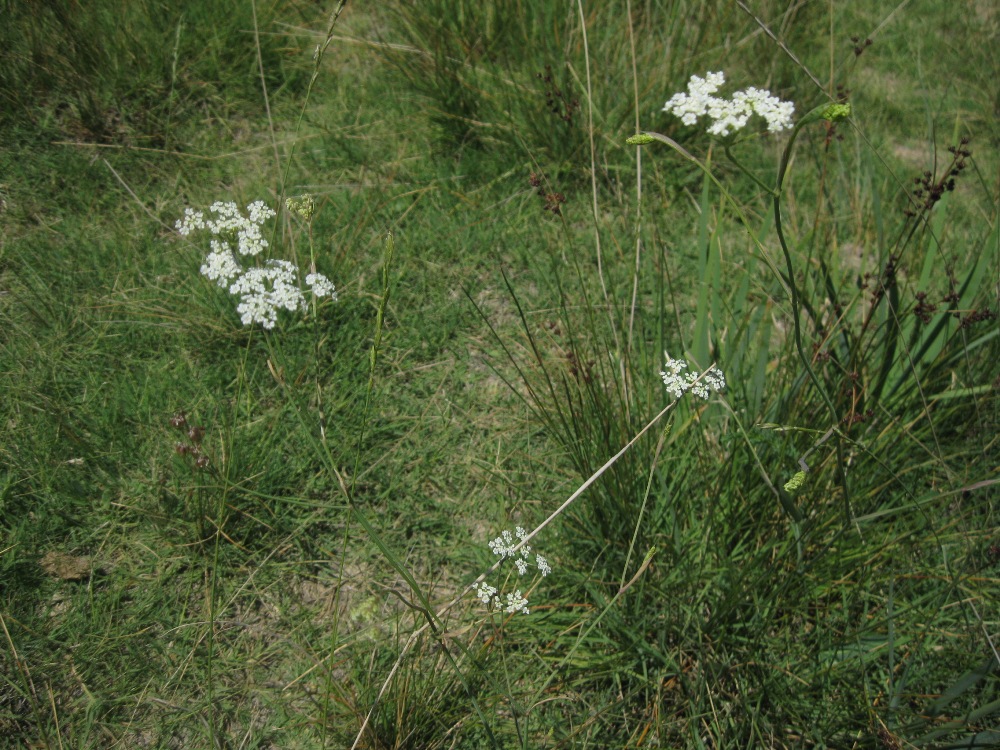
<box><xmin>821</xmin><ymin>102</ymin><xmax>852</xmax><ymax>123</ymax></box>
<box><xmin>285</xmin><ymin>195</ymin><xmax>315</xmax><ymax>221</ymax></box>
<box><xmin>799</xmin><ymin>100</ymin><xmax>852</xmax><ymax>128</ymax></box>
<box><xmin>784</xmin><ymin>471</ymin><xmax>807</xmax><ymax>494</ymax></box>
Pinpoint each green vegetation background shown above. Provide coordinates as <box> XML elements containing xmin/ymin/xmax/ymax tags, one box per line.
<box><xmin>1</xmin><ymin>1</ymin><xmax>997</xmax><ymax>747</ymax></box>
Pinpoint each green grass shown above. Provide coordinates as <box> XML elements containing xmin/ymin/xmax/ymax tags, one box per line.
<box><xmin>1</xmin><ymin>0</ymin><xmax>998</xmax><ymax>748</ymax></box>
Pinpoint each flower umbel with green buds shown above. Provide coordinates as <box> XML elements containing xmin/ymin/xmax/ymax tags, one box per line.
<box><xmin>285</xmin><ymin>195</ymin><xmax>315</xmax><ymax>221</ymax></box>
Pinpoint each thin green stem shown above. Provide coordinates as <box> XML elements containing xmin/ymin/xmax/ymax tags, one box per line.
<box><xmin>352</xmin><ymin>233</ymin><xmax>394</xmax><ymax>496</ymax></box>
<box><xmin>636</xmin><ymin>132</ymin><xmax>792</xmax><ymax>302</ymax></box>
<box><xmin>639</xmin><ymin>111</ymin><xmax>853</xmax><ymax>521</ymax></box>
<box><xmin>723</xmin><ymin>143</ymin><xmax>778</xmax><ymax>197</ymax></box>
<box><xmin>205</xmin><ymin>334</ymin><xmax>252</xmax><ymax>749</ymax></box>
<box><xmin>772</xmin><ymin>119</ymin><xmax>852</xmax><ymax>520</ymax></box>
<box><xmin>619</xmin><ymin>423</ymin><xmax>669</xmax><ymax>590</ymax></box>
<box><xmin>276</xmin><ymin>0</ymin><xmax>349</xmax><ymax>205</ymax></box>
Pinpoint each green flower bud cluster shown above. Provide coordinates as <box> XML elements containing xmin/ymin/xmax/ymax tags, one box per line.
<box><xmin>821</xmin><ymin>102</ymin><xmax>852</xmax><ymax>123</ymax></box>
<box><xmin>286</xmin><ymin>195</ymin><xmax>315</xmax><ymax>221</ymax></box>
<box><xmin>784</xmin><ymin>471</ymin><xmax>807</xmax><ymax>494</ymax></box>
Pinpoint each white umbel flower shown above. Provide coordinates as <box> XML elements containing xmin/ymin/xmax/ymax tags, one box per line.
<box><xmin>306</xmin><ymin>273</ymin><xmax>337</xmax><ymax>300</ymax></box>
<box><xmin>176</xmin><ymin>199</ymin><xmax>337</xmax><ymax>329</ymax></box>
<box><xmin>176</xmin><ymin>207</ymin><xmax>206</xmax><ymax>235</ymax></box>
<box><xmin>504</xmin><ymin>590</ymin><xmax>529</xmax><ymax>615</ymax></box>
<box><xmin>535</xmin><ymin>555</ymin><xmax>551</xmax><ymax>577</ymax></box>
<box><xmin>229</xmin><ymin>260</ymin><xmax>306</xmax><ymax>329</ymax></box>
<box><xmin>200</xmin><ymin>239</ymin><xmax>241</xmax><ymax>286</ymax></box>
<box><xmin>475</xmin><ymin>526</ymin><xmax>552</xmax><ymax>615</ymax></box>
<box><xmin>475</xmin><ymin>582</ymin><xmax>498</xmax><ymax>606</ymax></box>
<box><xmin>660</xmin><ymin>355</ymin><xmax>726</xmax><ymax>400</ymax></box>
<box><xmin>664</xmin><ymin>71</ymin><xmax>794</xmax><ymax>137</ymax></box>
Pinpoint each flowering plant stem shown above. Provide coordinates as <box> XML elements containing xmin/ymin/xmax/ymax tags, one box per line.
<box><xmin>636</xmin><ymin>107</ymin><xmax>853</xmax><ymax>520</ymax></box>
<box><xmin>350</xmin><ymin>366</ymin><xmax>722</xmax><ymax>748</ymax></box>
<box><xmin>771</xmin><ymin>111</ymin><xmax>852</xmax><ymax>519</ymax></box>
<box><xmin>632</xmin><ymin>131</ymin><xmax>791</xmax><ymax>300</ymax></box>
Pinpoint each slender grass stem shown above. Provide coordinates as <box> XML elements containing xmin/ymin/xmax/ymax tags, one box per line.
<box><xmin>626</xmin><ymin>0</ymin><xmax>643</xmax><ymax>373</ymax></box>
<box><xmin>576</xmin><ymin>0</ymin><xmax>623</xmax><ymax>368</ymax></box>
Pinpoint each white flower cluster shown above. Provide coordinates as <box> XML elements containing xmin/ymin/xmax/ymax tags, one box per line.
<box><xmin>664</xmin><ymin>71</ymin><xmax>795</xmax><ymax>137</ymax></box>
<box><xmin>660</xmin><ymin>356</ymin><xmax>726</xmax><ymax>400</ymax></box>
<box><xmin>176</xmin><ymin>201</ymin><xmax>336</xmax><ymax>329</ymax></box>
<box><xmin>474</xmin><ymin>582</ymin><xmax>532</xmax><ymax>615</ymax></box>
<box><xmin>474</xmin><ymin>526</ymin><xmax>551</xmax><ymax>615</ymax></box>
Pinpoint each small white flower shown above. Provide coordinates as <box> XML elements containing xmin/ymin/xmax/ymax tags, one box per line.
<box><xmin>705</xmin><ymin>98</ymin><xmax>751</xmax><ymax>137</ymax></box>
<box><xmin>660</xmin><ymin>356</ymin><xmax>689</xmax><ymax>400</ymax></box>
<box><xmin>236</xmin><ymin>223</ymin><xmax>268</xmax><ymax>257</ymax></box>
<box><xmin>475</xmin><ymin>527</ymin><xmax>553</xmax><ymax>614</ymax></box>
<box><xmin>536</xmin><ymin>555</ymin><xmax>551</xmax><ymax>577</ymax></box>
<box><xmin>306</xmin><ymin>273</ymin><xmax>337</xmax><ymax>299</ymax></box>
<box><xmin>246</xmin><ymin>200</ymin><xmax>276</xmax><ymax>224</ymax></box>
<box><xmin>200</xmin><ymin>240</ymin><xmax>241</xmax><ymax>286</ymax></box>
<box><xmin>475</xmin><ymin>582</ymin><xmax>497</xmax><ymax>606</ymax></box>
<box><xmin>660</xmin><ymin>354</ymin><xmax>725</xmax><ymax>400</ymax></box>
<box><xmin>739</xmin><ymin>87</ymin><xmax>795</xmax><ymax>132</ymax></box>
<box><xmin>229</xmin><ymin>260</ymin><xmax>307</xmax><ymax>329</ymax></box>
<box><xmin>176</xmin><ymin>207</ymin><xmax>206</xmax><ymax>235</ymax></box>
<box><xmin>205</xmin><ymin>201</ymin><xmax>243</xmax><ymax>234</ymax></box>
<box><xmin>489</xmin><ymin>535</ymin><xmax>512</xmax><ymax>558</ymax></box>
<box><xmin>504</xmin><ymin>590</ymin><xmax>529</xmax><ymax>615</ymax></box>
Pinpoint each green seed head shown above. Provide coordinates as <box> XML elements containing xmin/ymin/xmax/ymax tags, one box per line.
<box><xmin>626</xmin><ymin>133</ymin><xmax>656</xmax><ymax>146</ymax></box>
<box><xmin>784</xmin><ymin>470</ymin><xmax>807</xmax><ymax>494</ymax></box>
<box><xmin>286</xmin><ymin>195</ymin><xmax>315</xmax><ymax>221</ymax></box>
